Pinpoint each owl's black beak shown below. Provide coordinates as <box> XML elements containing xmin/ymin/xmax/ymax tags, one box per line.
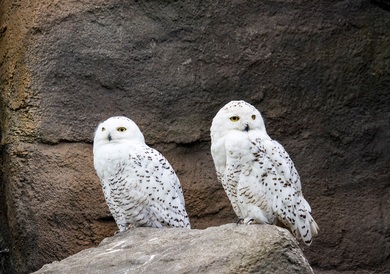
<box><xmin>244</xmin><ymin>124</ymin><xmax>250</xmax><ymax>132</ymax></box>
<box><xmin>108</xmin><ymin>133</ymin><xmax>112</xmax><ymax>141</ymax></box>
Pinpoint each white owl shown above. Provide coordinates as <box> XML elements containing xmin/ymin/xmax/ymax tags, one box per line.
<box><xmin>210</xmin><ymin>101</ymin><xmax>318</xmax><ymax>245</ymax></box>
<box><xmin>93</xmin><ymin>116</ymin><xmax>191</xmax><ymax>232</ymax></box>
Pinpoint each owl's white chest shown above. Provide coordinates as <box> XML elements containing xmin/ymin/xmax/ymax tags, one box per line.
<box><xmin>95</xmin><ymin>143</ymin><xmax>126</xmax><ymax>179</ymax></box>
<box><xmin>94</xmin><ymin>142</ymin><xmax>141</xmax><ymax>201</ymax></box>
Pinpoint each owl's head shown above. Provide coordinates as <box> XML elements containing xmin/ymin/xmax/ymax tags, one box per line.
<box><xmin>210</xmin><ymin>100</ymin><xmax>267</xmax><ymax>141</ymax></box>
<box><xmin>94</xmin><ymin>116</ymin><xmax>145</xmax><ymax>146</ymax></box>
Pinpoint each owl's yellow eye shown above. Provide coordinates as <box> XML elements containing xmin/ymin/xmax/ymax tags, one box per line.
<box><xmin>252</xmin><ymin>115</ymin><xmax>256</xmax><ymax>120</ymax></box>
<box><xmin>230</xmin><ymin>116</ymin><xmax>240</xmax><ymax>122</ymax></box>
<box><xmin>117</xmin><ymin>127</ymin><xmax>127</xmax><ymax>132</ymax></box>
<box><xmin>101</xmin><ymin>127</ymin><xmax>106</xmax><ymax>131</ymax></box>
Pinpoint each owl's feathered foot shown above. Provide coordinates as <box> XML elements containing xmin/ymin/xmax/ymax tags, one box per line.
<box><xmin>114</xmin><ymin>223</ymin><xmax>136</xmax><ymax>235</ymax></box>
<box><xmin>236</xmin><ymin>218</ymin><xmax>244</xmax><ymax>225</ymax></box>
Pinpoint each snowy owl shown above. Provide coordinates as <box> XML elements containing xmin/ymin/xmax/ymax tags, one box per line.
<box><xmin>93</xmin><ymin>116</ymin><xmax>191</xmax><ymax>232</ymax></box>
<box><xmin>210</xmin><ymin>101</ymin><xmax>318</xmax><ymax>245</ymax></box>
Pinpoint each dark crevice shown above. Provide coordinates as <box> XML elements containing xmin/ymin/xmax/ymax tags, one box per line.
<box><xmin>371</xmin><ymin>0</ymin><xmax>390</xmax><ymax>11</ymax></box>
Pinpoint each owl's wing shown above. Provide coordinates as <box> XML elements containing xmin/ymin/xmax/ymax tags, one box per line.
<box><xmin>266</xmin><ymin>140</ymin><xmax>302</xmax><ymax>193</ymax></box>
<box><xmin>264</xmin><ymin>139</ymin><xmax>313</xmax><ymax>212</ymax></box>
<box><xmin>132</xmin><ymin>145</ymin><xmax>191</xmax><ymax>228</ymax></box>
<box><xmin>247</xmin><ymin>137</ymin><xmax>318</xmax><ymax>245</ymax></box>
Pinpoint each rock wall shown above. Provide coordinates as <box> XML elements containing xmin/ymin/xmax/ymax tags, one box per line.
<box><xmin>0</xmin><ymin>0</ymin><xmax>389</xmax><ymax>273</ymax></box>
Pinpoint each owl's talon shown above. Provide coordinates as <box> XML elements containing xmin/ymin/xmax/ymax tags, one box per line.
<box><xmin>246</xmin><ymin>219</ymin><xmax>254</xmax><ymax>225</ymax></box>
<box><xmin>236</xmin><ymin>218</ymin><xmax>244</xmax><ymax>225</ymax></box>
<box><xmin>126</xmin><ymin>224</ymin><xmax>136</xmax><ymax>230</ymax></box>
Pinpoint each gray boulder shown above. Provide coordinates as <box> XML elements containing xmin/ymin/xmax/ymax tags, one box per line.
<box><xmin>34</xmin><ymin>224</ymin><xmax>313</xmax><ymax>274</ymax></box>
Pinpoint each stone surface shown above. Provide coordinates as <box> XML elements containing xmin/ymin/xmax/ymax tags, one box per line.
<box><xmin>1</xmin><ymin>142</ymin><xmax>117</xmax><ymax>273</ymax></box>
<box><xmin>0</xmin><ymin>0</ymin><xmax>389</xmax><ymax>273</ymax></box>
<box><xmin>34</xmin><ymin>224</ymin><xmax>313</xmax><ymax>274</ymax></box>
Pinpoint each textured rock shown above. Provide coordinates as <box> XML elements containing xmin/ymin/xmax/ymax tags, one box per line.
<box><xmin>2</xmin><ymin>143</ymin><xmax>117</xmax><ymax>273</ymax></box>
<box><xmin>0</xmin><ymin>0</ymin><xmax>389</xmax><ymax>274</ymax></box>
<box><xmin>34</xmin><ymin>224</ymin><xmax>313</xmax><ymax>274</ymax></box>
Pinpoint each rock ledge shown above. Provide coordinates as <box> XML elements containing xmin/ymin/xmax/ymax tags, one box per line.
<box><xmin>34</xmin><ymin>224</ymin><xmax>313</xmax><ymax>274</ymax></box>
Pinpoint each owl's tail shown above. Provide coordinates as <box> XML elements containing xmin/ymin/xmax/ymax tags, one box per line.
<box><xmin>296</xmin><ymin>210</ymin><xmax>319</xmax><ymax>246</ymax></box>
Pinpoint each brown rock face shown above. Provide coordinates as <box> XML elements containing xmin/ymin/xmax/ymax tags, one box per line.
<box><xmin>0</xmin><ymin>0</ymin><xmax>389</xmax><ymax>273</ymax></box>
<box><xmin>34</xmin><ymin>224</ymin><xmax>314</xmax><ymax>274</ymax></box>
